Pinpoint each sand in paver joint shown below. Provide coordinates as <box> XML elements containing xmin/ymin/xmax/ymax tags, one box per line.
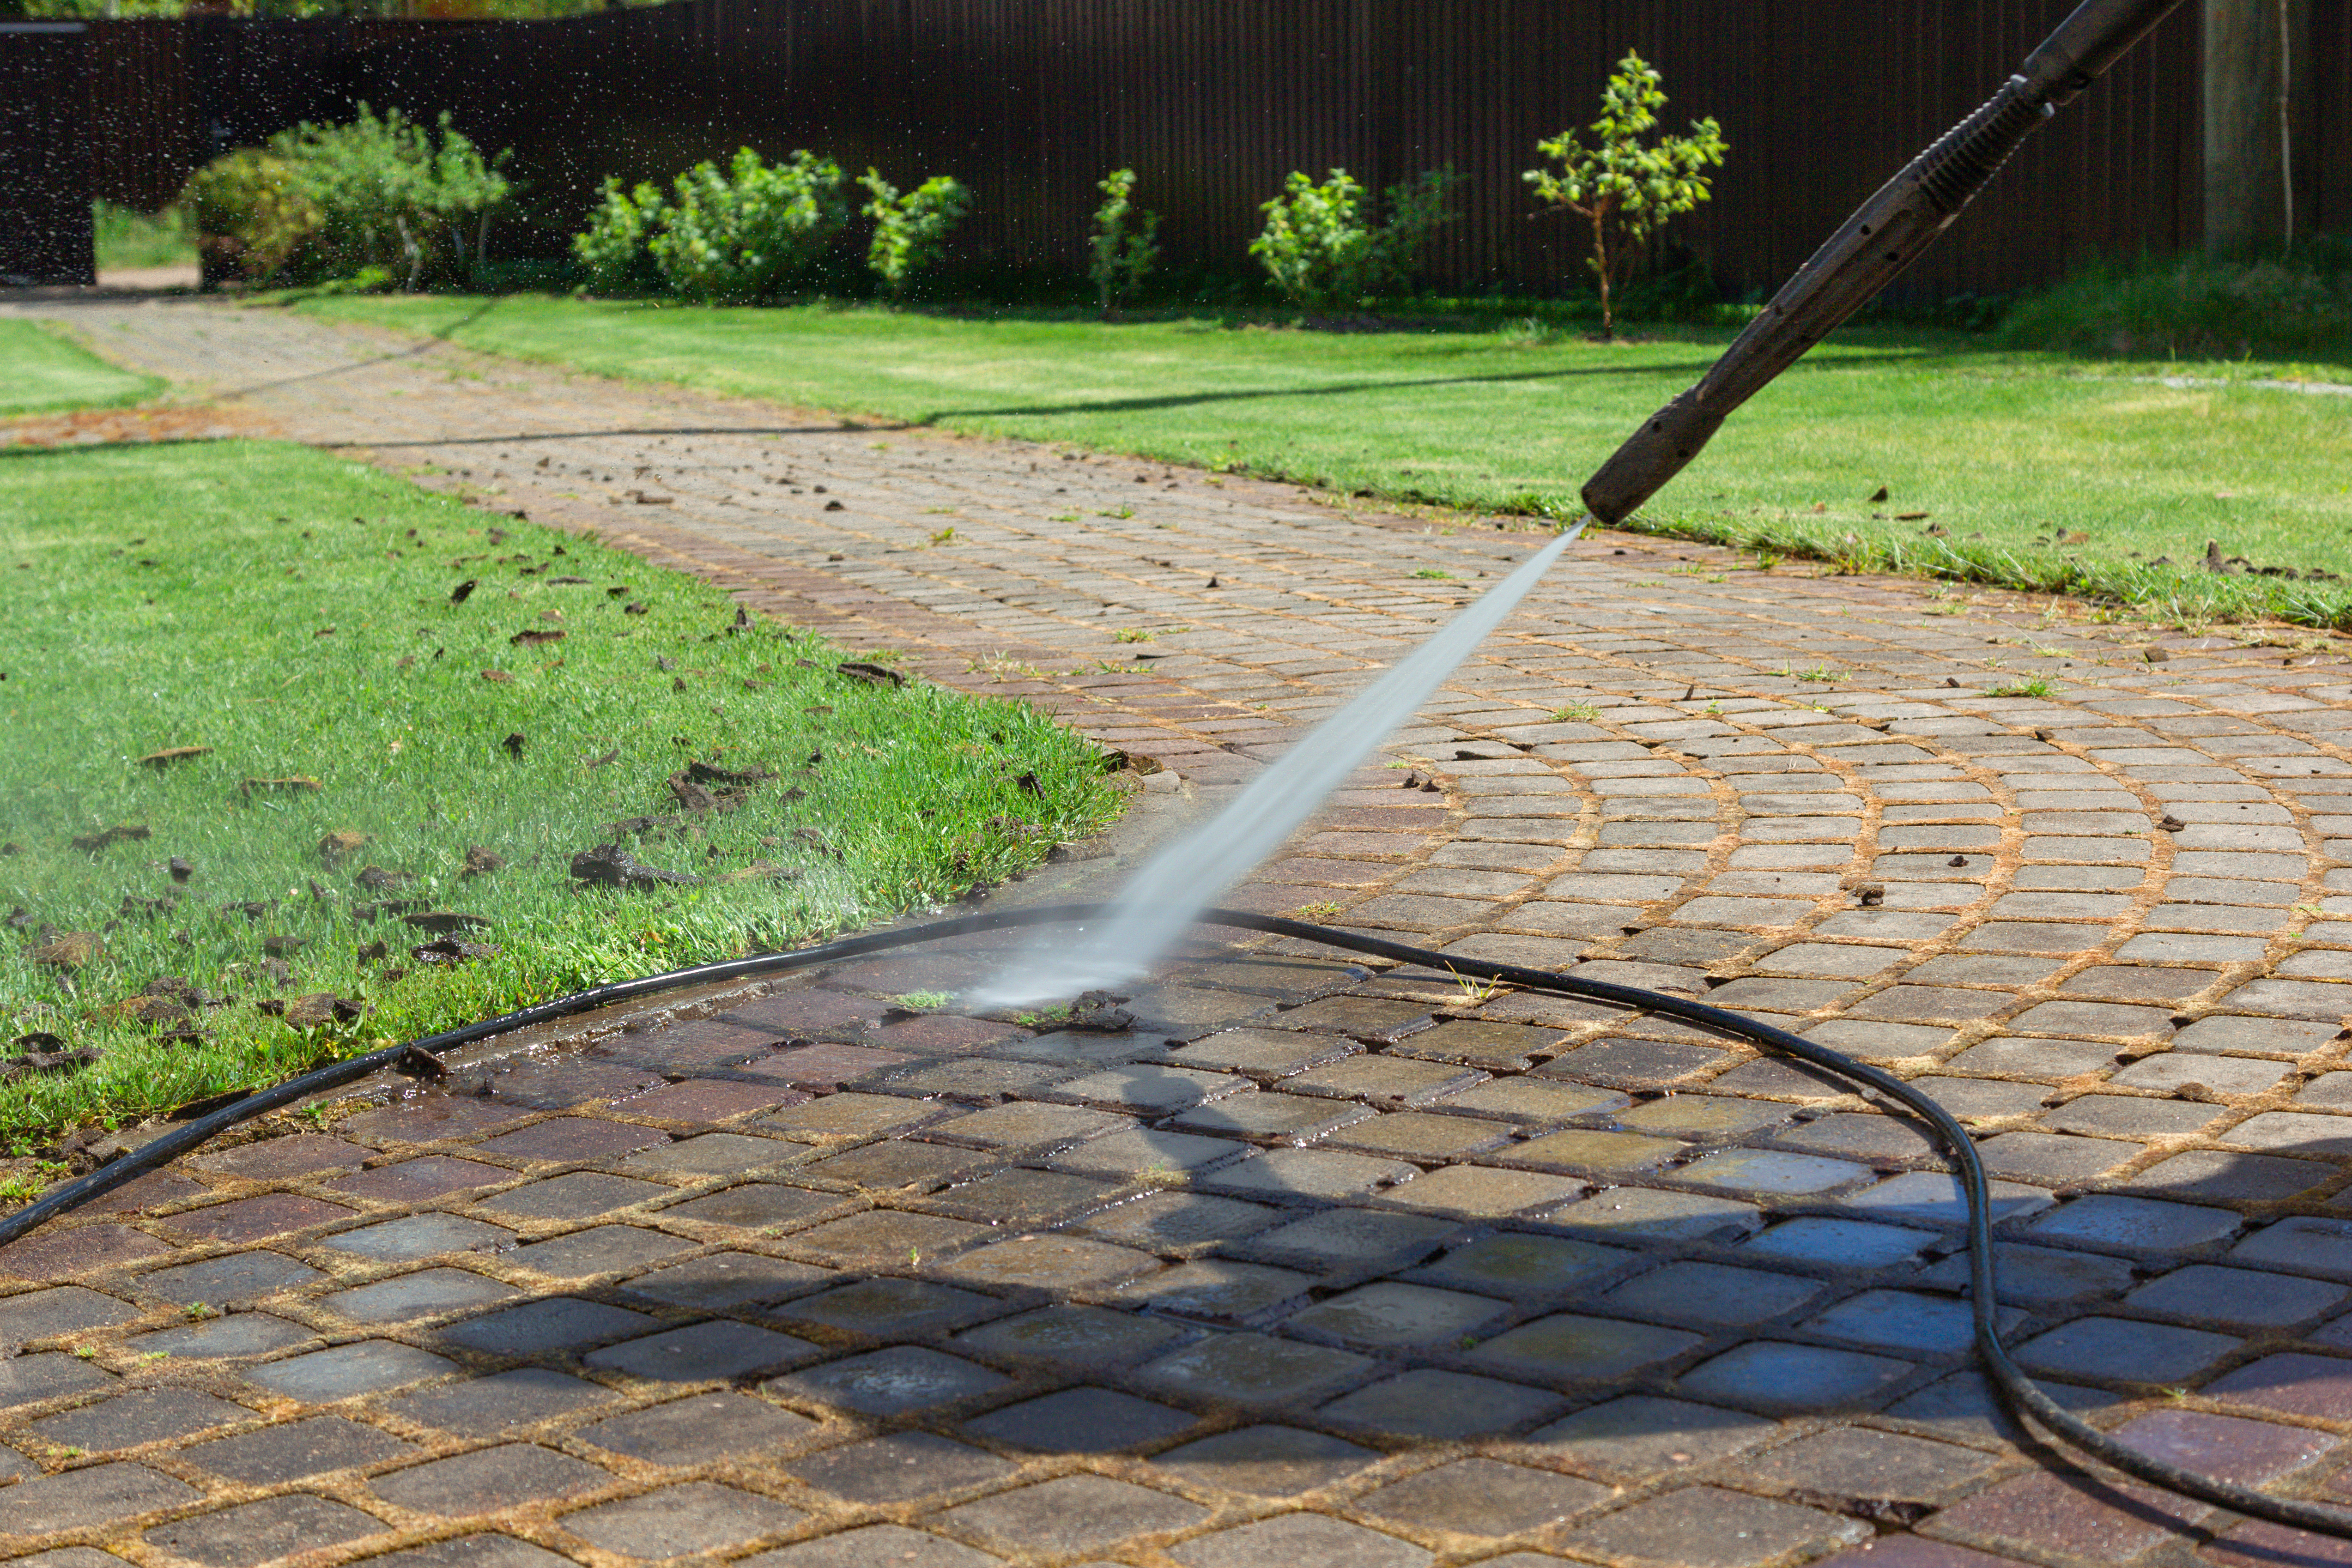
<box><xmin>3</xmin><ymin>295</ymin><xmax>2352</xmax><ymax>1566</ymax></box>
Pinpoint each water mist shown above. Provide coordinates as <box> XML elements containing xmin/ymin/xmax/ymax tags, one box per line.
<box><xmin>977</xmin><ymin>521</ymin><xmax>1585</xmax><ymax>1008</ymax></box>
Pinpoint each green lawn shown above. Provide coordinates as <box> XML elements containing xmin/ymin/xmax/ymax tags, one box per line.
<box><xmin>0</xmin><ymin>438</ymin><xmax>1120</xmax><ymax>1144</ymax></box>
<box><xmin>304</xmin><ymin>295</ymin><xmax>2352</xmax><ymax>628</ymax></box>
<box><xmin>0</xmin><ymin>321</ymin><xmax>160</xmax><ymax>416</ymax></box>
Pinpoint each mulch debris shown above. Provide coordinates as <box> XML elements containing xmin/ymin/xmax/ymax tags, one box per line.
<box><xmin>70</xmin><ymin>823</ymin><xmax>151</xmax><ymax>852</ymax></box>
<box><xmin>411</xmin><ymin>937</ymin><xmax>502</xmax><ymax>966</ymax></box>
<box><xmin>570</xmin><ymin>842</ymin><xmax>699</xmax><ymax>888</ymax></box>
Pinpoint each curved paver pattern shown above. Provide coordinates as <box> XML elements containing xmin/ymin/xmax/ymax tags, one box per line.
<box><xmin>6</xmin><ymin>297</ymin><xmax>2352</xmax><ymax>1567</ymax></box>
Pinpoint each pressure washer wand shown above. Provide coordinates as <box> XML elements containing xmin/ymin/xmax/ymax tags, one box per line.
<box><xmin>1576</xmin><ymin>0</ymin><xmax>2187</xmax><ymax>527</ymax></box>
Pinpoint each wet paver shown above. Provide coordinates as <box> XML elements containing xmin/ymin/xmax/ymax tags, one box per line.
<box><xmin>6</xmin><ymin>296</ymin><xmax>2352</xmax><ymax>1565</ymax></box>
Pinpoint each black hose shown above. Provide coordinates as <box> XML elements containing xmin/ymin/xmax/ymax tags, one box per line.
<box><xmin>9</xmin><ymin>902</ymin><xmax>2345</xmax><ymax>1538</ymax></box>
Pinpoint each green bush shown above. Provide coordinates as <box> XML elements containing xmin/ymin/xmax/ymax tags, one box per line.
<box><xmin>572</xmin><ymin>177</ymin><xmax>669</xmax><ymax>296</ymax></box>
<box><xmin>1249</xmin><ymin>167</ymin><xmax>1459</xmax><ymax>310</ymax></box>
<box><xmin>651</xmin><ymin>149</ymin><xmax>853</xmax><ymax>304</ymax></box>
<box><xmin>182</xmin><ymin>151</ymin><xmax>321</xmax><ymax>284</ymax></box>
<box><xmin>1998</xmin><ymin>246</ymin><xmax>2352</xmax><ymax>362</ymax></box>
<box><xmin>1088</xmin><ymin>168</ymin><xmax>1160</xmax><ymax>316</ymax></box>
<box><xmin>571</xmin><ymin>151</ymin><xmax>851</xmax><ymax>303</ymax></box>
<box><xmin>860</xmin><ymin>170</ymin><xmax>972</xmax><ymax>300</ymax></box>
<box><xmin>182</xmin><ymin>107</ymin><xmax>509</xmax><ymax>291</ymax></box>
<box><xmin>273</xmin><ymin>105</ymin><xmax>510</xmax><ymax>291</ymax></box>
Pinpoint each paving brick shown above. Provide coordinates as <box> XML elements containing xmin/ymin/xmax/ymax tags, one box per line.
<box><xmin>1738</xmin><ymin>1217</ymin><xmax>1939</xmax><ymax>1270</ymax></box>
<box><xmin>2110</xmin><ymin>1406</ymin><xmax>2337</xmax><ymax>1485</ymax></box>
<box><xmin>952</xmin><ymin>1386</ymin><xmax>1193</xmax><ymax>1456</ymax></box>
<box><xmin>1729</xmin><ymin>1425</ymin><xmax>1997</xmax><ymax>1504</ymax></box>
<box><xmin>2128</xmin><ymin>1147</ymin><xmax>2334</xmax><ymax>1202</ymax></box>
<box><xmin>1351</xmin><ymin>1457</ymin><xmax>1614</xmax><ymax>1536</ymax></box>
<box><xmin>158</xmin><ymin>1195</ymin><xmax>358</xmax><ymax>1245</ymax></box>
<box><xmin>136</xmin><ymin>1251</ymin><xmax>324</xmax><ymax>1306</ymax></box>
<box><xmin>1903</xmin><ymin>1244</ymin><xmax>2118</xmax><ymax>1311</ymax></box>
<box><xmin>192</xmin><ymin>1134</ymin><xmax>370</xmax><ymax>1180</ymax></box>
<box><xmin>1676</xmin><ymin>1340</ymin><xmax>1915</xmax><ymax>1412</ymax></box>
<box><xmin>322</xmin><ymin>1155</ymin><xmax>514</xmax><ymax>1204</ymax></box>
<box><xmin>2207</xmin><ymin>1353</ymin><xmax>2352</xmax><ymax>1419</ymax></box>
<box><xmin>782</xmin><ymin>1430</ymin><xmax>1011</xmax><ymax>1505</ymax></box>
<box><xmin>617</xmin><ymin>1253</ymin><xmax>833</xmax><ymax>1314</ymax></box>
<box><xmin>561</xmin><ymin>1482</ymin><xmax>804</xmax><ymax>1557</ymax></box>
<box><xmin>1050</xmin><ymin>1126</ymin><xmax>1249</xmax><ymax>1180</ymax></box>
<box><xmin>774</xmin><ymin>1277</ymin><xmax>1000</xmax><ymax>1337</ymax></box>
<box><xmin>1931</xmin><ymin>1471</ymin><xmax>2205</xmax><ymax>1560</ymax></box>
<box><xmin>506</xmin><ymin>1223</ymin><xmax>696</xmax><ymax>1277</ymax></box>
<box><xmin>430</xmin><ymin>1296</ymin><xmax>660</xmax><ymax>1356</ymax></box>
<box><xmin>1974</xmin><ymin>1131</ymin><xmax>2142</xmax><ymax>1186</ymax></box>
<box><xmin>1169</xmin><ymin>1514</ymin><xmax>1431</xmax><ymax>1568</ymax></box>
<box><xmin>242</xmin><ymin>1339</ymin><xmax>456</xmax><ymax>1402</ymax></box>
<box><xmin>2204</xmin><ymin>1521</ymin><xmax>2352</xmax><ymax>1568</ymax></box>
<box><xmin>615</xmin><ymin>1077</ymin><xmax>808</xmax><ymax>1123</ymax></box>
<box><xmin>1553</xmin><ymin>1186</ymin><xmax>1765</xmax><ymax>1241</ymax></box>
<box><xmin>139</xmin><ymin>1493</ymin><xmax>386</xmax><ymax>1568</ymax></box>
<box><xmin>2014</xmin><ymin>1315</ymin><xmax>2240</xmax><ymax>1384</ymax></box>
<box><xmin>121</xmin><ymin>1310</ymin><xmax>313</xmax><ymax>1361</ymax></box>
<box><xmin>384</xmin><ymin>1366</ymin><xmax>619</xmax><ymax>1437</ymax></box>
<box><xmin>0</xmin><ymin>1284</ymin><xmax>138</xmax><ymax>1342</ymax></box>
<box><xmin>372</xmin><ymin>1442</ymin><xmax>612</xmax><ymax>1516</ymax></box>
<box><xmin>320</xmin><ymin>1212</ymin><xmax>515</xmax><ymax>1261</ymax></box>
<box><xmin>475</xmin><ymin>1175</ymin><xmax>668</xmax><ymax>1222</ymax></box>
<box><xmin>1140</xmin><ymin>1329</ymin><xmax>1375</xmax><ymax>1406</ymax></box>
<box><xmin>586</xmin><ymin>1320</ymin><xmax>819</xmax><ymax>1382</ymax></box>
<box><xmin>578</xmin><ymin>1390</ymin><xmax>821</xmax><ymax>1464</ymax></box>
<box><xmin>1465</xmin><ymin>1313</ymin><xmax>1701</xmax><ymax>1386</ymax></box>
<box><xmin>181</xmin><ymin>1414</ymin><xmax>417</xmax><ymax>1486</ymax></box>
<box><xmin>323</xmin><ymin>1267</ymin><xmax>521</xmax><ymax>1325</ymax></box>
<box><xmin>938</xmin><ymin>1474</ymin><xmax>1207</xmax><ymax>1556</ymax></box>
<box><xmin>28</xmin><ymin>1386</ymin><xmax>248</xmax><ymax>1452</ymax></box>
<box><xmin>763</xmin><ymin>1092</ymin><xmax>940</xmax><ymax>1140</ymax></box>
<box><xmin>1287</xmin><ymin>1054</ymin><xmax>1485</xmax><ymax>1106</ymax></box>
<box><xmin>767</xmin><ymin>1346</ymin><xmax>1006</xmax><ymax>1415</ymax></box>
<box><xmin>1075</xmin><ymin>1190</ymin><xmax>1279</xmax><ymax>1252</ymax></box>
<box><xmin>738</xmin><ymin>1525</ymin><xmax>1002</xmax><ymax>1568</ymax></box>
<box><xmin>473</xmin><ymin>1117</ymin><xmax>671</xmax><ymax>1163</ymax></box>
<box><xmin>338</xmin><ymin>1097</ymin><xmax>532</xmax><ymax>1144</ymax></box>
<box><xmin>0</xmin><ymin>1462</ymin><xmax>199</xmax><ymax>1535</ymax></box>
<box><xmin>799</xmin><ymin>1139</ymin><xmax>988</xmax><ymax>1190</ymax></box>
<box><xmin>1675</xmin><ymin>1147</ymin><xmax>1875</xmax><ymax>1196</ymax></box>
<box><xmin>791</xmin><ymin>1211</ymin><xmax>990</xmax><ymax>1268</ymax></box>
<box><xmin>1199</xmin><ymin>1147</ymin><xmax>1416</xmax><ymax>1202</ymax></box>
<box><xmin>1147</xmin><ymin>1424</ymin><xmax>1378</xmax><ymax>1496</ymax></box>
<box><xmin>1602</xmin><ymin>1260</ymin><xmax>1825</xmax><ymax>1328</ymax></box>
<box><xmin>1558</xmin><ymin>1484</ymin><xmax>1867</xmax><ymax>1568</ymax></box>
<box><xmin>661</xmin><ymin>1182</ymin><xmax>843</xmax><ymax>1231</ymax></box>
<box><xmin>1317</xmin><ymin>1367</ymin><xmax>1565</xmax><ymax>1438</ymax></box>
<box><xmin>2233</xmin><ymin>1216</ymin><xmax>2352</xmax><ymax>1278</ymax></box>
<box><xmin>2025</xmin><ymin>1194</ymin><xmax>2243</xmax><ymax>1253</ymax></box>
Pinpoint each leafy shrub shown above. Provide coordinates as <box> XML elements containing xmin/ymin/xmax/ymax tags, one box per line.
<box><xmin>1249</xmin><ymin>167</ymin><xmax>1459</xmax><ymax>310</ymax></box>
<box><xmin>1525</xmin><ymin>51</ymin><xmax>1726</xmax><ymax>338</ymax></box>
<box><xmin>572</xmin><ymin>177</ymin><xmax>668</xmax><ymax>296</ymax></box>
<box><xmin>272</xmin><ymin>105</ymin><xmax>510</xmax><ymax>291</ymax></box>
<box><xmin>1997</xmin><ymin>246</ymin><xmax>2352</xmax><ymax>361</ymax></box>
<box><xmin>859</xmin><ymin>170</ymin><xmax>972</xmax><ymax>300</ymax></box>
<box><xmin>182</xmin><ymin>151</ymin><xmax>321</xmax><ymax>284</ymax></box>
<box><xmin>1088</xmin><ymin>168</ymin><xmax>1160</xmax><ymax>316</ymax></box>
<box><xmin>649</xmin><ymin>149</ymin><xmax>852</xmax><ymax>304</ymax></box>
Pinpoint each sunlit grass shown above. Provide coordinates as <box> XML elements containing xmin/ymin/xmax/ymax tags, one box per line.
<box><xmin>0</xmin><ymin>321</ymin><xmax>160</xmax><ymax>417</ymax></box>
<box><xmin>0</xmin><ymin>439</ymin><xmax>1121</xmax><ymax>1143</ymax></box>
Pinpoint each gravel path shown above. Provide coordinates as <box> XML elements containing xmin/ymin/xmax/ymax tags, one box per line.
<box><xmin>5</xmin><ymin>294</ymin><xmax>2352</xmax><ymax>1568</ymax></box>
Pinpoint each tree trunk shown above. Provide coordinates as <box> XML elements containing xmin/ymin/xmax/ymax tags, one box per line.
<box><xmin>2203</xmin><ymin>0</ymin><xmax>2312</xmax><ymax>257</ymax></box>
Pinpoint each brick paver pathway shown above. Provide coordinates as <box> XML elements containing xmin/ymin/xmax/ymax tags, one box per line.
<box><xmin>7</xmin><ymin>295</ymin><xmax>2352</xmax><ymax>1568</ymax></box>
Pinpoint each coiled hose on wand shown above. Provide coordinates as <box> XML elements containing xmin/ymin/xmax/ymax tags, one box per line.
<box><xmin>6</xmin><ymin>903</ymin><xmax>2347</xmax><ymax>1539</ymax></box>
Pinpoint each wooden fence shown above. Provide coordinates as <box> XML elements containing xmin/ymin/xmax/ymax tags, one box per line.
<box><xmin>71</xmin><ymin>0</ymin><xmax>2352</xmax><ymax>300</ymax></box>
